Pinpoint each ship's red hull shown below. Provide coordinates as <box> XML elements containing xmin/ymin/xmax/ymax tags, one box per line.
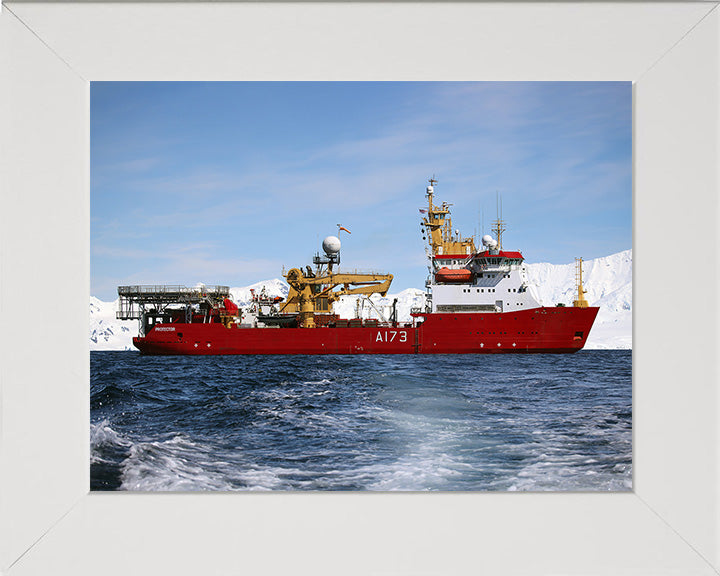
<box><xmin>133</xmin><ymin>307</ymin><xmax>599</xmax><ymax>355</ymax></box>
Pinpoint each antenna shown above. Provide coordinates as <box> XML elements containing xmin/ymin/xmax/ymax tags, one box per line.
<box><xmin>492</xmin><ymin>191</ymin><xmax>506</xmax><ymax>250</ymax></box>
<box><xmin>478</xmin><ymin>201</ymin><xmax>483</xmax><ymax>242</ymax></box>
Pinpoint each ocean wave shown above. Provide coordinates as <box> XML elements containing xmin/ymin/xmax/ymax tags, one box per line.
<box><xmin>119</xmin><ymin>434</ymin><xmax>322</xmax><ymax>491</ymax></box>
<box><xmin>90</xmin><ymin>419</ymin><xmax>132</xmax><ymax>464</ymax></box>
<box><xmin>120</xmin><ymin>434</ymin><xmax>237</xmax><ymax>491</ymax></box>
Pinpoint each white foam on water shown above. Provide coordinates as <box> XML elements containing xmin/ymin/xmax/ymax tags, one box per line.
<box><xmin>326</xmin><ymin>405</ymin><xmax>485</xmax><ymax>491</ymax></box>
<box><xmin>507</xmin><ymin>459</ymin><xmax>632</xmax><ymax>492</ymax></box>
<box><xmin>358</xmin><ymin>451</ymin><xmax>467</xmax><ymax>491</ymax></box>
<box><xmin>100</xmin><ymin>411</ymin><xmax>631</xmax><ymax>491</ymax></box>
<box><xmin>229</xmin><ymin>467</ymin><xmax>287</xmax><ymax>491</ymax></box>
<box><xmin>496</xmin><ymin>409</ymin><xmax>632</xmax><ymax>491</ymax></box>
<box><xmin>120</xmin><ymin>435</ymin><xmax>239</xmax><ymax>491</ymax></box>
<box><xmin>302</xmin><ymin>379</ymin><xmax>333</xmax><ymax>386</ymax></box>
<box><xmin>90</xmin><ymin>419</ymin><xmax>132</xmax><ymax>464</ymax></box>
<box><xmin>115</xmin><ymin>430</ymin><xmax>314</xmax><ymax>491</ymax></box>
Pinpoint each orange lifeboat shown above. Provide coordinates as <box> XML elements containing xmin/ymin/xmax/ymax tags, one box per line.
<box><xmin>435</xmin><ymin>267</ymin><xmax>473</xmax><ymax>283</ymax></box>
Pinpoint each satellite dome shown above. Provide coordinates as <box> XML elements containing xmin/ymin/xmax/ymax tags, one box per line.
<box><xmin>426</xmin><ymin>186</ymin><xmax>433</xmax><ymax>193</ymax></box>
<box><xmin>322</xmin><ymin>235</ymin><xmax>341</xmax><ymax>255</ymax></box>
<box><xmin>481</xmin><ymin>235</ymin><xmax>494</xmax><ymax>247</ymax></box>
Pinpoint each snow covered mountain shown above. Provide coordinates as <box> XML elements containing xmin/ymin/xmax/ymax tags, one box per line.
<box><xmin>90</xmin><ymin>250</ymin><xmax>632</xmax><ymax>351</ymax></box>
<box><xmin>89</xmin><ymin>297</ymin><xmax>136</xmax><ymax>351</ymax></box>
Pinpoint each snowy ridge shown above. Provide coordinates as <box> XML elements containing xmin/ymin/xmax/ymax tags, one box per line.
<box><xmin>90</xmin><ymin>250</ymin><xmax>631</xmax><ymax>350</ymax></box>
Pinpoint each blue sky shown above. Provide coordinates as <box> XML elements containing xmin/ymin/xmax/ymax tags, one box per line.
<box><xmin>91</xmin><ymin>82</ymin><xmax>631</xmax><ymax>301</ymax></box>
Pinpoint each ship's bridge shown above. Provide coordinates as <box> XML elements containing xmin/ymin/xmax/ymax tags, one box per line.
<box><xmin>432</xmin><ymin>253</ymin><xmax>473</xmax><ymax>269</ymax></box>
<box><xmin>473</xmin><ymin>250</ymin><xmax>524</xmax><ymax>267</ymax></box>
<box><xmin>431</xmin><ymin>250</ymin><xmax>525</xmax><ymax>273</ymax></box>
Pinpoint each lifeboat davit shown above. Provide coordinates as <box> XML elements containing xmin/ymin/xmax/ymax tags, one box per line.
<box><xmin>435</xmin><ymin>267</ymin><xmax>473</xmax><ymax>283</ymax></box>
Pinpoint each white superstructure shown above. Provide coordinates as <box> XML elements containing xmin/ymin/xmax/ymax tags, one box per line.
<box><xmin>429</xmin><ymin>247</ymin><xmax>542</xmax><ymax>313</ymax></box>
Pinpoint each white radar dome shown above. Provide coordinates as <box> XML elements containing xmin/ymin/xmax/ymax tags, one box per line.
<box><xmin>482</xmin><ymin>234</ymin><xmax>495</xmax><ymax>247</ymax></box>
<box><xmin>322</xmin><ymin>235</ymin><xmax>341</xmax><ymax>255</ymax></box>
<box><xmin>426</xmin><ymin>186</ymin><xmax>433</xmax><ymax>193</ymax></box>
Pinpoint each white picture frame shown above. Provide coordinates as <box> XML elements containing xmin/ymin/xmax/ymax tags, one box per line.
<box><xmin>1</xmin><ymin>2</ymin><xmax>718</xmax><ymax>574</ymax></box>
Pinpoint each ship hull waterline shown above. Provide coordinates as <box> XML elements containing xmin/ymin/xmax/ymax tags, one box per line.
<box><xmin>133</xmin><ymin>307</ymin><xmax>599</xmax><ymax>355</ymax></box>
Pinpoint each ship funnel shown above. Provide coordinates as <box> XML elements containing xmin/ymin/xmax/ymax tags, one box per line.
<box><xmin>322</xmin><ymin>235</ymin><xmax>341</xmax><ymax>255</ymax></box>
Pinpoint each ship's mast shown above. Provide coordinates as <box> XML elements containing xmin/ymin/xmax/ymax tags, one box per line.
<box><xmin>427</xmin><ymin>176</ymin><xmax>437</xmax><ymax>208</ymax></box>
<box><xmin>573</xmin><ymin>257</ymin><xmax>589</xmax><ymax>308</ymax></box>
<box><xmin>491</xmin><ymin>191</ymin><xmax>506</xmax><ymax>251</ymax></box>
<box><xmin>422</xmin><ymin>177</ymin><xmax>475</xmax><ymax>257</ymax></box>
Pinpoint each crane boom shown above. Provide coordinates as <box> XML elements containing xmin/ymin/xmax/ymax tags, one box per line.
<box><xmin>281</xmin><ymin>268</ymin><xmax>393</xmax><ymax>327</ymax></box>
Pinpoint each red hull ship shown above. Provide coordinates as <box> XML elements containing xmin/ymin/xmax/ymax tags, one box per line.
<box><xmin>119</xmin><ymin>180</ymin><xmax>598</xmax><ymax>355</ymax></box>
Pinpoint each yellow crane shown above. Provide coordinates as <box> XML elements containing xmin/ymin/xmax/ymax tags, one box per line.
<box><xmin>281</xmin><ymin>268</ymin><xmax>393</xmax><ymax>328</ymax></box>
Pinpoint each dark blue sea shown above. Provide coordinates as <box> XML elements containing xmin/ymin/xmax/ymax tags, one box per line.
<box><xmin>91</xmin><ymin>350</ymin><xmax>632</xmax><ymax>491</ymax></box>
